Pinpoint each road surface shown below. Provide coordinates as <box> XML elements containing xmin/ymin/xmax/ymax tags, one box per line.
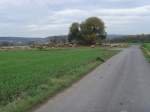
<box><xmin>33</xmin><ymin>46</ymin><xmax>150</xmax><ymax>112</ymax></box>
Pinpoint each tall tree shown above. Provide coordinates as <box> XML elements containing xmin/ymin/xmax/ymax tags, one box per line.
<box><xmin>68</xmin><ymin>17</ymin><xmax>106</xmax><ymax>45</ymax></box>
<box><xmin>68</xmin><ymin>22</ymin><xmax>80</xmax><ymax>42</ymax></box>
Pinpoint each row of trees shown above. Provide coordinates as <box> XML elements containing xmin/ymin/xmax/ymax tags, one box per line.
<box><xmin>68</xmin><ymin>17</ymin><xmax>106</xmax><ymax>45</ymax></box>
<box><xmin>108</xmin><ymin>34</ymin><xmax>150</xmax><ymax>43</ymax></box>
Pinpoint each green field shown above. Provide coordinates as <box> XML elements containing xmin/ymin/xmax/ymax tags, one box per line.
<box><xmin>0</xmin><ymin>48</ymin><xmax>118</xmax><ymax>112</ymax></box>
<box><xmin>142</xmin><ymin>43</ymin><xmax>150</xmax><ymax>62</ymax></box>
<box><xmin>143</xmin><ymin>43</ymin><xmax>150</xmax><ymax>50</ymax></box>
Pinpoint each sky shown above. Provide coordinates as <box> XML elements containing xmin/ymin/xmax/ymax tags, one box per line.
<box><xmin>0</xmin><ymin>0</ymin><xmax>150</xmax><ymax>37</ymax></box>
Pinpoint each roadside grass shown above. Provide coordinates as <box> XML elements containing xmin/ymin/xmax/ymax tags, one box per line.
<box><xmin>0</xmin><ymin>47</ymin><xmax>118</xmax><ymax>112</ymax></box>
<box><xmin>142</xmin><ymin>43</ymin><xmax>150</xmax><ymax>62</ymax></box>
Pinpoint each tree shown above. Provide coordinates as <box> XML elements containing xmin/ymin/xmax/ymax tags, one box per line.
<box><xmin>68</xmin><ymin>22</ymin><xmax>81</xmax><ymax>42</ymax></box>
<box><xmin>68</xmin><ymin>17</ymin><xmax>106</xmax><ymax>45</ymax></box>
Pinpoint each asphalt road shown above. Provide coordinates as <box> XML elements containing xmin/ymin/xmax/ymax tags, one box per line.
<box><xmin>33</xmin><ymin>46</ymin><xmax>150</xmax><ymax>112</ymax></box>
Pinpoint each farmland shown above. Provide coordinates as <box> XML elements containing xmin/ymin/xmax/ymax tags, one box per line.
<box><xmin>142</xmin><ymin>43</ymin><xmax>150</xmax><ymax>62</ymax></box>
<box><xmin>0</xmin><ymin>48</ymin><xmax>118</xmax><ymax>112</ymax></box>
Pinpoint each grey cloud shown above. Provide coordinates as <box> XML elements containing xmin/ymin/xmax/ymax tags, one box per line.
<box><xmin>0</xmin><ymin>0</ymin><xmax>150</xmax><ymax>37</ymax></box>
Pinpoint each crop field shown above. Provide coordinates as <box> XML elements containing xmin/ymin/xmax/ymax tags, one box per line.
<box><xmin>142</xmin><ymin>43</ymin><xmax>150</xmax><ymax>62</ymax></box>
<box><xmin>0</xmin><ymin>48</ymin><xmax>118</xmax><ymax>112</ymax></box>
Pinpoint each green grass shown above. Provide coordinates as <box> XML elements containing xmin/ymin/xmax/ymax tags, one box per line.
<box><xmin>142</xmin><ymin>43</ymin><xmax>150</xmax><ymax>62</ymax></box>
<box><xmin>0</xmin><ymin>48</ymin><xmax>118</xmax><ymax>112</ymax></box>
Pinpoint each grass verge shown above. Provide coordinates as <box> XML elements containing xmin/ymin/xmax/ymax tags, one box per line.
<box><xmin>141</xmin><ymin>43</ymin><xmax>150</xmax><ymax>62</ymax></box>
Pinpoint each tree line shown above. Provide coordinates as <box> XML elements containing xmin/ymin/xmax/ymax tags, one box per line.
<box><xmin>107</xmin><ymin>34</ymin><xmax>150</xmax><ymax>43</ymax></box>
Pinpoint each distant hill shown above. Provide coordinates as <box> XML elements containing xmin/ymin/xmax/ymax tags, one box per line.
<box><xmin>0</xmin><ymin>37</ymin><xmax>44</xmax><ymax>42</ymax></box>
<box><xmin>46</xmin><ymin>35</ymin><xmax>68</xmax><ymax>43</ymax></box>
<box><xmin>107</xmin><ymin>34</ymin><xmax>127</xmax><ymax>39</ymax></box>
<box><xmin>0</xmin><ymin>34</ymin><xmax>131</xmax><ymax>46</ymax></box>
<box><xmin>0</xmin><ymin>36</ymin><xmax>68</xmax><ymax>46</ymax></box>
<box><xmin>107</xmin><ymin>34</ymin><xmax>150</xmax><ymax>43</ymax></box>
<box><xmin>0</xmin><ymin>36</ymin><xmax>68</xmax><ymax>42</ymax></box>
<box><xmin>0</xmin><ymin>37</ymin><xmax>48</xmax><ymax>46</ymax></box>
<box><xmin>0</xmin><ymin>34</ymin><xmax>126</xmax><ymax>42</ymax></box>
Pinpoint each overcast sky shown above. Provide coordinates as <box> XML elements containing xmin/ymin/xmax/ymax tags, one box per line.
<box><xmin>0</xmin><ymin>0</ymin><xmax>150</xmax><ymax>37</ymax></box>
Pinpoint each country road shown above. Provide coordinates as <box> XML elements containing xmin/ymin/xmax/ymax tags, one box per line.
<box><xmin>33</xmin><ymin>46</ymin><xmax>150</xmax><ymax>112</ymax></box>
